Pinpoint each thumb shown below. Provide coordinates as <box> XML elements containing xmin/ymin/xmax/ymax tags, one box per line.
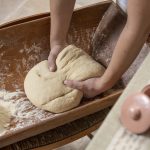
<box><xmin>64</xmin><ymin>80</ymin><xmax>84</xmax><ymax>91</ymax></box>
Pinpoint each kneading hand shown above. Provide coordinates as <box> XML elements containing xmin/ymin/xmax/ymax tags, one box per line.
<box><xmin>64</xmin><ymin>77</ymin><xmax>112</xmax><ymax>98</ymax></box>
<box><xmin>48</xmin><ymin>44</ymin><xmax>67</xmax><ymax>71</ymax></box>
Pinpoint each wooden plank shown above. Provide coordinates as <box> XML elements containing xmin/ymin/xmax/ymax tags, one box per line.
<box><xmin>0</xmin><ymin>1</ymin><xmax>111</xmax><ymax>29</ymax></box>
<box><xmin>33</xmin><ymin>123</ymin><xmax>100</xmax><ymax>150</ymax></box>
<box><xmin>3</xmin><ymin>107</ymin><xmax>110</xmax><ymax>150</ymax></box>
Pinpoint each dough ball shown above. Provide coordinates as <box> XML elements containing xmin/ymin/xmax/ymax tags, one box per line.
<box><xmin>24</xmin><ymin>45</ymin><xmax>105</xmax><ymax>113</ymax></box>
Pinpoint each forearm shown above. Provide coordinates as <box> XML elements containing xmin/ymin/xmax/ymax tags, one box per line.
<box><xmin>102</xmin><ymin>23</ymin><xmax>149</xmax><ymax>86</ymax></box>
<box><xmin>50</xmin><ymin>0</ymin><xmax>75</xmax><ymax>48</ymax></box>
<box><xmin>101</xmin><ymin>0</ymin><xmax>150</xmax><ymax>87</ymax></box>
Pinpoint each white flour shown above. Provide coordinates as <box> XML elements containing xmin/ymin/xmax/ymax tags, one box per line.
<box><xmin>0</xmin><ymin>40</ymin><xmax>55</xmax><ymax>137</ymax></box>
<box><xmin>0</xmin><ymin>101</ymin><xmax>15</xmax><ymax>135</ymax></box>
<box><xmin>0</xmin><ymin>89</ymin><xmax>56</xmax><ymax>136</ymax></box>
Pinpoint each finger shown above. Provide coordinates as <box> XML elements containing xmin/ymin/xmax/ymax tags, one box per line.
<box><xmin>48</xmin><ymin>54</ymin><xmax>57</xmax><ymax>72</ymax></box>
<box><xmin>64</xmin><ymin>80</ymin><xmax>84</xmax><ymax>90</ymax></box>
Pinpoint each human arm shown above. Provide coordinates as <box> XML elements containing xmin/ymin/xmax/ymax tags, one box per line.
<box><xmin>48</xmin><ymin>0</ymin><xmax>75</xmax><ymax>71</ymax></box>
<box><xmin>64</xmin><ymin>0</ymin><xmax>150</xmax><ymax>98</ymax></box>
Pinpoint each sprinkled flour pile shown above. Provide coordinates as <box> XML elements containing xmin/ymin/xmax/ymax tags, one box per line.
<box><xmin>0</xmin><ymin>89</ymin><xmax>57</xmax><ymax>136</ymax></box>
<box><xmin>0</xmin><ymin>101</ymin><xmax>14</xmax><ymax>135</ymax></box>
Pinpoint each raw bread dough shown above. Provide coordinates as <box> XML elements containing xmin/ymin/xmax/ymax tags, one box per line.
<box><xmin>24</xmin><ymin>45</ymin><xmax>105</xmax><ymax>113</ymax></box>
<box><xmin>0</xmin><ymin>102</ymin><xmax>12</xmax><ymax>134</ymax></box>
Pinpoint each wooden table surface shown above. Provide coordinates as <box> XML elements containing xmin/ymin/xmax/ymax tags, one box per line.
<box><xmin>0</xmin><ymin>0</ymin><xmax>108</xmax><ymax>25</ymax></box>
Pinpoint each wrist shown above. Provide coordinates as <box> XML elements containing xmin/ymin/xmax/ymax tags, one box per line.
<box><xmin>50</xmin><ymin>41</ymin><xmax>68</xmax><ymax>56</ymax></box>
<box><xmin>102</xmin><ymin>67</ymin><xmax>122</xmax><ymax>85</ymax></box>
<box><xmin>50</xmin><ymin>40</ymin><xmax>67</xmax><ymax>49</ymax></box>
<box><xmin>96</xmin><ymin>75</ymin><xmax>117</xmax><ymax>93</ymax></box>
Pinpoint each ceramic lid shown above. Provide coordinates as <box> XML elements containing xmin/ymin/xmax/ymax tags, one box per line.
<box><xmin>120</xmin><ymin>91</ymin><xmax>150</xmax><ymax>134</ymax></box>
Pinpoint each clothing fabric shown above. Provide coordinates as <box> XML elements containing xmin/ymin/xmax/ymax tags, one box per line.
<box><xmin>117</xmin><ymin>0</ymin><xmax>127</xmax><ymax>13</ymax></box>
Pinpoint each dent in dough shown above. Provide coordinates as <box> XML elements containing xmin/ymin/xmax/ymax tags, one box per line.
<box><xmin>24</xmin><ymin>45</ymin><xmax>105</xmax><ymax>113</ymax></box>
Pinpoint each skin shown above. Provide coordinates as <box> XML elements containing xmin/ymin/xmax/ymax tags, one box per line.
<box><xmin>49</xmin><ymin>0</ymin><xmax>150</xmax><ymax>98</ymax></box>
<box><xmin>49</xmin><ymin>0</ymin><xmax>75</xmax><ymax>71</ymax></box>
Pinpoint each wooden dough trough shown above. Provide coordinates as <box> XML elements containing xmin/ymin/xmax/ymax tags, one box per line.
<box><xmin>0</xmin><ymin>1</ymin><xmax>149</xmax><ymax>148</ymax></box>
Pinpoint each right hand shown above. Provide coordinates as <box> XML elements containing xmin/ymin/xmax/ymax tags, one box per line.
<box><xmin>48</xmin><ymin>43</ymin><xmax>67</xmax><ymax>71</ymax></box>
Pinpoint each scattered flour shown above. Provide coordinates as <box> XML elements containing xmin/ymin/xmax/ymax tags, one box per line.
<box><xmin>0</xmin><ymin>40</ymin><xmax>5</xmax><ymax>49</ymax></box>
<box><xmin>0</xmin><ymin>89</ymin><xmax>55</xmax><ymax>136</ymax></box>
<box><xmin>0</xmin><ymin>101</ymin><xmax>15</xmax><ymax>135</ymax></box>
<box><xmin>0</xmin><ymin>40</ymin><xmax>53</xmax><ymax>137</ymax></box>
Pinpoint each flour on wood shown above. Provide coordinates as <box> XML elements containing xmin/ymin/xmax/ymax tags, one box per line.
<box><xmin>0</xmin><ymin>101</ymin><xmax>15</xmax><ymax>134</ymax></box>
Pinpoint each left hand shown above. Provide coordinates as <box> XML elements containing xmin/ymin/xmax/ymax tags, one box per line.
<box><xmin>64</xmin><ymin>77</ymin><xmax>112</xmax><ymax>98</ymax></box>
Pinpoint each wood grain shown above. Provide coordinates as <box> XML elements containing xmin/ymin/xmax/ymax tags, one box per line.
<box><xmin>2</xmin><ymin>108</ymin><xmax>109</xmax><ymax>150</ymax></box>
